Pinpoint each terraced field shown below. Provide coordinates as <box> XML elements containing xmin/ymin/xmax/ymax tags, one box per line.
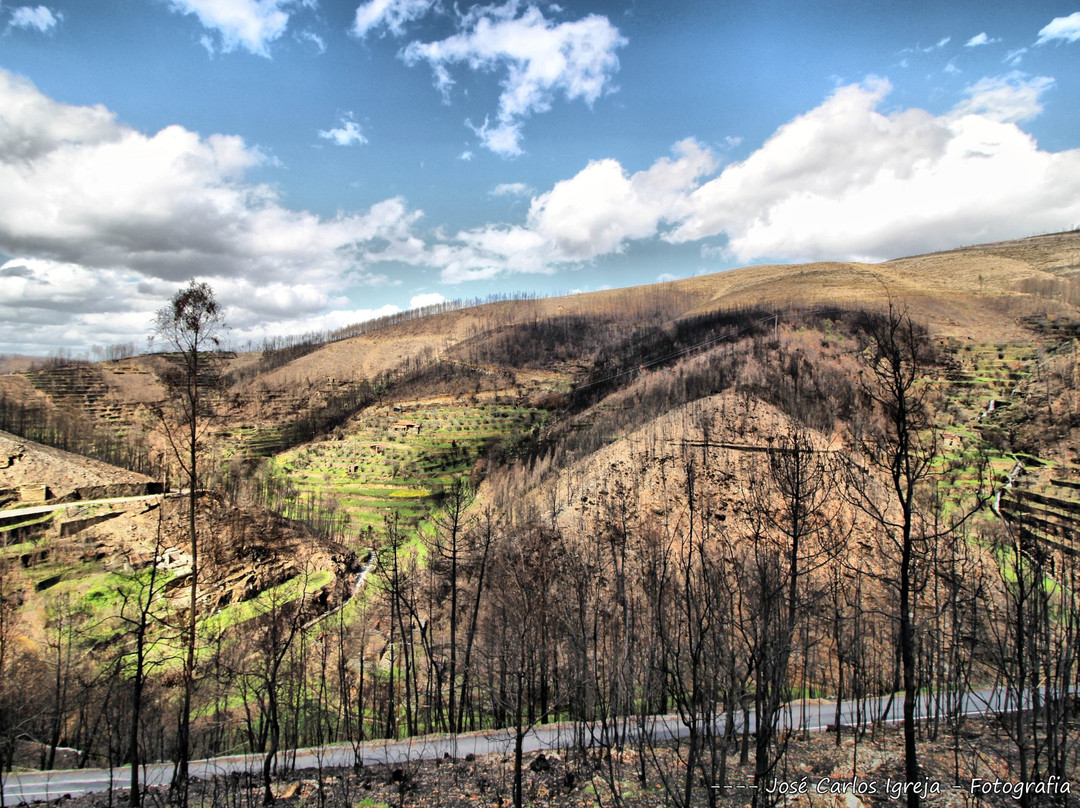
<box><xmin>22</xmin><ymin>365</ymin><xmax>129</xmax><ymax>424</ymax></box>
<box><xmin>939</xmin><ymin>341</ymin><xmax>1038</xmax><ymax>488</ymax></box>
<box><xmin>217</xmin><ymin>424</ymin><xmax>287</xmax><ymax>458</ymax></box>
<box><xmin>274</xmin><ymin>397</ymin><xmax>545</xmax><ymax>542</ymax></box>
<box><xmin>940</xmin><ymin>339</ymin><xmax>1080</xmax><ymax>545</ymax></box>
<box><xmin>999</xmin><ymin>478</ymin><xmax>1080</xmax><ymax>554</ymax></box>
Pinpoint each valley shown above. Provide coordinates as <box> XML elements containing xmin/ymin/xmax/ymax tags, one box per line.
<box><xmin>1</xmin><ymin>232</ymin><xmax>1080</xmax><ymax>807</ymax></box>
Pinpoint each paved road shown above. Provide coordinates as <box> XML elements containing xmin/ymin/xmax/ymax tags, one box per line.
<box><xmin>0</xmin><ymin>493</ymin><xmax>177</xmax><ymax>523</ymax></box>
<box><xmin>2</xmin><ymin>687</ymin><xmax>1029</xmax><ymax>804</ymax></box>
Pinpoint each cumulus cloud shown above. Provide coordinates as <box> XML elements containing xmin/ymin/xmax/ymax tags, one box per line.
<box><xmin>166</xmin><ymin>0</ymin><xmax>302</xmax><ymax>57</ymax></box>
<box><xmin>428</xmin><ymin>139</ymin><xmax>715</xmax><ymax>283</ymax></box>
<box><xmin>9</xmin><ymin>63</ymin><xmax>1080</xmax><ymax>353</ymax></box>
<box><xmin>1037</xmin><ymin>11</ymin><xmax>1080</xmax><ymax>45</ymax></box>
<box><xmin>0</xmin><ymin>258</ymin><xmax>169</xmax><ymax>353</ymax></box>
<box><xmin>965</xmin><ymin>32</ymin><xmax>1000</xmax><ymax>47</ymax></box>
<box><xmin>424</xmin><ymin>73</ymin><xmax>1079</xmax><ymax>283</ymax></box>
<box><xmin>665</xmin><ymin>77</ymin><xmax>1080</xmax><ymax>263</ymax></box>
<box><xmin>952</xmin><ymin>72</ymin><xmax>1053</xmax><ymax>123</ymax></box>
<box><xmin>409</xmin><ymin>292</ymin><xmax>446</xmax><ymax>308</ymax></box>
<box><xmin>0</xmin><ymin>69</ymin><xmax>424</xmax><ymax>353</ymax></box>
<box><xmin>228</xmin><ymin>303</ymin><xmax>403</xmax><ymax>345</ymax></box>
<box><xmin>0</xmin><ymin>259</ymin><xmax>157</xmax><ymax>316</ymax></box>
<box><xmin>352</xmin><ymin>0</ymin><xmax>436</xmax><ymax>38</ymax></box>
<box><xmin>7</xmin><ymin>5</ymin><xmax>61</xmax><ymax>32</ymax></box>
<box><xmin>318</xmin><ymin>114</ymin><xmax>368</xmax><ymax>146</ymax></box>
<box><xmin>0</xmin><ymin>71</ymin><xmax>420</xmax><ymax>280</ymax></box>
<box><xmin>528</xmin><ymin>138</ymin><xmax>715</xmax><ymax>259</ymax></box>
<box><xmin>402</xmin><ymin>2</ymin><xmax>626</xmax><ymax>156</ymax></box>
<box><xmin>425</xmin><ymin>222</ymin><xmax>559</xmax><ymax>283</ymax></box>
<box><xmin>209</xmin><ymin>277</ymin><xmax>347</xmax><ymax>322</ymax></box>
<box><xmin>431</xmin><ymin>74</ymin><xmax>1080</xmax><ymax>281</ymax></box>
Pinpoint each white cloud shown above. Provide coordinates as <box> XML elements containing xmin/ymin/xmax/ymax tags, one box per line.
<box><xmin>166</xmin><ymin>0</ymin><xmax>299</xmax><ymax>57</ymax></box>
<box><xmin>490</xmin><ymin>182</ymin><xmax>532</xmax><ymax>197</ymax></box>
<box><xmin>297</xmin><ymin>29</ymin><xmax>326</xmax><ymax>53</ymax></box>
<box><xmin>228</xmin><ymin>303</ymin><xmax>403</xmax><ymax>345</ymax></box>
<box><xmin>210</xmin><ymin>277</ymin><xmax>347</xmax><ymax>322</ymax></box>
<box><xmin>429</xmin><ymin>138</ymin><xmax>715</xmax><ymax>283</ymax></box>
<box><xmin>0</xmin><ymin>69</ymin><xmax>424</xmax><ymax>353</ymax></box>
<box><xmin>9</xmin><ymin>63</ymin><xmax>1080</xmax><ymax>352</ymax></box>
<box><xmin>952</xmin><ymin>72</ymin><xmax>1053</xmax><ymax>123</ymax></box>
<box><xmin>1006</xmin><ymin>48</ymin><xmax>1027</xmax><ymax>65</ymax></box>
<box><xmin>528</xmin><ymin>138</ymin><xmax>715</xmax><ymax>259</ymax></box>
<box><xmin>0</xmin><ymin>73</ymin><xmax>120</xmax><ymax>162</ymax></box>
<box><xmin>0</xmin><ymin>71</ymin><xmax>419</xmax><ymax>280</ymax></box>
<box><xmin>430</xmin><ymin>223</ymin><xmax>557</xmax><ymax>283</ymax></box>
<box><xmin>352</xmin><ymin>0</ymin><xmax>436</xmax><ymax>38</ymax></box>
<box><xmin>423</xmin><ymin>73</ymin><xmax>1079</xmax><ymax>282</ymax></box>
<box><xmin>7</xmin><ymin>5</ymin><xmax>60</xmax><ymax>32</ymax></box>
<box><xmin>0</xmin><ymin>258</ymin><xmax>167</xmax><ymax>353</ymax></box>
<box><xmin>1037</xmin><ymin>11</ymin><xmax>1080</xmax><ymax>45</ymax></box>
<box><xmin>904</xmin><ymin>36</ymin><xmax>950</xmax><ymax>54</ymax></box>
<box><xmin>409</xmin><ymin>292</ymin><xmax>446</xmax><ymax>308</ymax></box>
<box><xmin>0</xmin><ymin>259</ymin><xmax>155</xmax><ymax>316</ymax></box>
<box><xmin>427</xmin><ymin>76</ymin><xmax>1080</xmax><ymax>281</ymax></box>
<box><xmin>458</xmin><ymin>150</ymin><xmax>474</xmax><ymax>161</ymax></box>
<box><xmin>965</xmin><ymin>32</ymin><xmax>1000</xmax><ymax>47</ymax></box>
<box><xmin>665</xmin><ymin>77</ymin><xmax>1080</xmax><ymax>263</ymax></box>
<box><xmin>318</xmin><ymin>114</ymin><xmax>367</xmax><ymax>146</ymax></box>
<box><xmin>402</xmin><ymin>2</ymin><xmax>626</xmax><ymax>156</ymax></box>
<box><xmin>472</xmin><ymin>118</ymin><xmax>525</xmax><ymax>157</ymax></box>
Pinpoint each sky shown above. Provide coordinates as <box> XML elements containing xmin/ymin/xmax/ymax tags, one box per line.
<box><xmin>1</xmin><ymin>0</ymin><xmax>1080</xmax><ymax>355</ymax></box>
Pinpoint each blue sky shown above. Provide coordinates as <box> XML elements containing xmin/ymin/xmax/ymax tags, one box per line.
<box><xmin>1</xmin><ymin>0</ymin><xmax>1080</xmax><ymax>354</ymax></box>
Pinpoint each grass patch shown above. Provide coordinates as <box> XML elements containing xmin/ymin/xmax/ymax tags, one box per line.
<box><xmin>0</xmin><ymin>538</ymin><xmax>44</xmax><ymax>558</ymax></box>
<box><xmin>274</xmin><ymin>401</ymin><xmax>546</xmax><ymax>546</ymax></box>
<box><xmin>203</xmin><ymin>569</ymin><xmax>334</xmax><ymax>634</ymax></box>
<box><xmin>0</xmin><ymin>513</ymin><xmax>54</xmax><ymax>534</ymax></box>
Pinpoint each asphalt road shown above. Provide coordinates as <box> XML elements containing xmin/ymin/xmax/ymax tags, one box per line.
<box><xmin>2</xmin><ymin>687</ymin><xmax>1030</xmax><ymax>804</ymax></box>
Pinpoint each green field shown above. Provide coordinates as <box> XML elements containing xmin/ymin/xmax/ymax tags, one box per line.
<box><xmin>274</xmin><ymin>400</ymin><xmax>545</xmax><ymax>542</ymax></box>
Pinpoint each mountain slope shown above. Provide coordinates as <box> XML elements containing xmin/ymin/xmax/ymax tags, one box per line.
<box><xmin>2</xmin><ymin>232</ymin><xmax>1080</xmax><ymax>793</ymax></box>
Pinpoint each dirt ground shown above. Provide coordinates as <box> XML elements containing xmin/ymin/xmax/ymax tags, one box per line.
<box><xmin>0</xmin><ymin>429</ymin><xmax>150</xmax><ymax>501</ymax></box>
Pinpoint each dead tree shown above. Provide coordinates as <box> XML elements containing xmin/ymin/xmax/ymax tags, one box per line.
<box><xmin>985</xmin><ymin>515</ymin><xmax>1080</xmax><ymax>807</ymax></box>
<box><xmin>483</xmin><ymin>519</ymin><xmax>565</xmax><ymax>808</ymax></box>
<box><xmin>152</xmin><ymin>279</ymin><xmax>226</xmax><ymax>799</ymax></box>
<box><xmin>424</xmin><ymin>479</ymin><xmax>474</xmax><ymax>733</ymax></box>
<box><xmin>745</xmin><ymin>429</ymin><xmax>845</xmax><ymax>805</ymax></box>
<box><xmin>850</xmin><ymin>305</ymin><xmax>938</xmax><ymax>808</ymax></box>
<box><xmin>115</xmin><ymin>513</ymin><xmax>174</xmax><ymax>807</ymax></box>
<box><xmin>456</xmin><ymin>505</ymin><xmax>496</xmax><ymax>733</ymax></box>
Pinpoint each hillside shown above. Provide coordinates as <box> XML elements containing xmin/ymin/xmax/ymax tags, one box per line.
<box><xmin>2</xmin><ymin>232</ymin><xmax>1080</xmax><ymax>805</ymax></box>
<box><xmin>3</xmin><ymin>231</ymin><xmax>1077</xmax><ymax>457</ymax></box>
<box><xmin>0</xmin><ymin>429</ymin><xmax>152</xmax><ymax>502</ymax></box>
